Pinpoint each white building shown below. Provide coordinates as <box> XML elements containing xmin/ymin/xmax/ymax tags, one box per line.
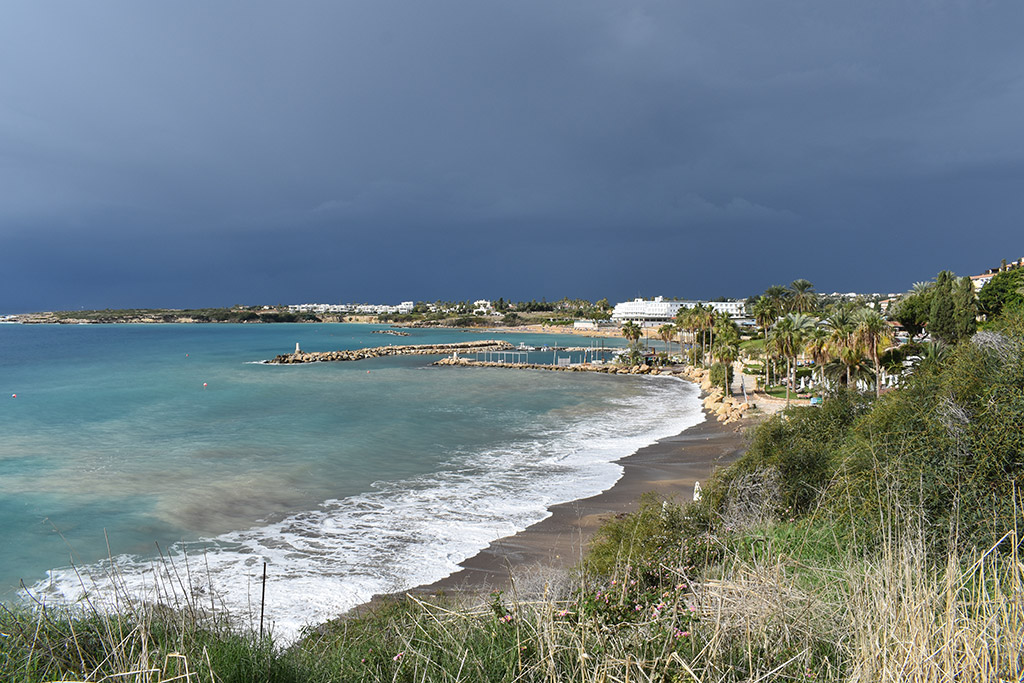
<box><xmin>289</xmin><ymin>300</ymin><xmax>416</xmax><ymax>315</ymax></box>
<box><xmin>611</xmin><ymin>297</ymin><xmax>683</xmax><ymax>323</ymax></box>
<box><xmin>677</xmin><ymin>300</ymin><xmax>748</xmax><ymax>317</ymax></box>
<box><xmin>611</xmin><ymin>297</ymin><xmax>747</xmax><ymax>324</ymax></box>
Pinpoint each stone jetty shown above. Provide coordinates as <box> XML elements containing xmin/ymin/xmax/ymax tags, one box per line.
<box><xmin>269</xmin><ymin>340</ymin><xmax>515</xmax><ymax>364</ymax></box>
<box><xmin>433</xmin><ymin>357</ymin><xmax>752</xmax><ymax>425</ymax></box>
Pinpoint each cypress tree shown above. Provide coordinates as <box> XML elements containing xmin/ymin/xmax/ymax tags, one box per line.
<box><xmin>928</xmin><ymin>270</ymin><xmax>956</xmax><ymax>344</ymax></box>
<box><xmin>952</xmin><ymin>276</ymin><xmax>977</xmax><ymax>340</ymax></box>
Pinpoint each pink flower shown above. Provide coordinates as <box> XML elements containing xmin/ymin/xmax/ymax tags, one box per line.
<box><xmin>635</xmin><ymin>604</ymin><xmax>642</xmax><ymax>611</ymax></box>
<box><xmin>393</xmin><ymin>652</ymin><xmax>404</xmax><ymax>661</ymax></box>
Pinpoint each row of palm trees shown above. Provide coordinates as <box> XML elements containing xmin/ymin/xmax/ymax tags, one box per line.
<box><xmin>618</xmin><ymin>277</ymin><xmax>898</xmax><ymax>402</ymax></box>
<box><xmin>764</xmin><ymin>307</ymin><xmax>891</xmax><ymax>403</ymax></box>
<box><xmin>623</xmin><ymin>303</ymin><xmax>894</xmax><ymax>403</ymax></box>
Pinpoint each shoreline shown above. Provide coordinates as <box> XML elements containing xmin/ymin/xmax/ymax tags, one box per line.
<box><xmin>397</xmin><ymin>409</ymin><xmax>750</xmax><ymax>603</ymax></box>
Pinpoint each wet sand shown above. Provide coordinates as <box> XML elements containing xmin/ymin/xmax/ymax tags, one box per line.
<box><xmin>410</xmin><ymin>412</ymin><xmax>750</xmax><ymax>597</ymax></box>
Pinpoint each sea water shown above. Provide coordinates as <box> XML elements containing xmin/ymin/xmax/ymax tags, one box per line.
<box><xmin>0</xmin><ymin>323</ymin><xmax>702</xmax><ymax>639</ymax></box>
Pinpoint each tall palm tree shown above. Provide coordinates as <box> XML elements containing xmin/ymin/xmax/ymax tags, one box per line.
<box><xmin>854</xmin><ymin>308</ymin><xmax>893</xmax><ymax>397</ymax></box>
<box><xmin>712</xmin><ymin>338</ymin><xmax>739</xmax><ymax>396</ymax></box>
<box><xmin>657</xmin><ymin>323</ymin><xmax>676</xmax><ymax>361</ymax></box>
<box><xmin>768</xmin><ymin>312</ymin><xmax>814</xmax><ymax>404</ymax></box>
<box><xmin>699</xmin><ymin>305</ymin><xmax>717</xmax><ymax>367</ymax></box>
<box><xmin>764</xmin><ymin>285</ymin><xmax>789</xmax><ymax>312</ymax></box>
<box><xmin>675</xmin><ymin>307</ymin><xmax>695</xmax><ymax>363</ymax></box>
<box><xmin>788</xmin><ymin>279</ymin><xmax>818</xmax><ymax>313</ymax></box>
<box><xmin>803</xmin><ymin>324</ymin><xmax>830</xmax><ymax>390</ymax></box>
<box><xmin>825</xmin><ymin>309</ymin><xmax>858</xmax><ymax>387</ymax></box>
<box><xmin>751</xmin><ymin>296</ymin><xmax>777</xmax><ymax>389</ymax></box>
<box><xmin>685</xmin><ymin>304</ymin><xmax>713</xmax><ymax>368</ymax></box>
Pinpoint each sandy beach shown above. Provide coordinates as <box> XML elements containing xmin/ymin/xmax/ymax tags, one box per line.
<box><xmin>408</xmin><ymin>411</ymin><xmax>749</xmax><ymax>599</ymax></box>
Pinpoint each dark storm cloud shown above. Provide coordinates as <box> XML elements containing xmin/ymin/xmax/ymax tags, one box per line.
<box><xmin>2</xmin><ymin>1</ymin><xmax>1023</xmax><ymax>310</ymax></box>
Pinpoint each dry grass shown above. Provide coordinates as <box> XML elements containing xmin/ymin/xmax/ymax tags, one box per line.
<box><xmin>5</xmin><ymin>517</ymin><xmax>1024</xmax><ymax>681</ymax></box>
<box><xmin>847</xmin><ymin>529</ymin><xmax>1024</xmax><ymax>682</ymax></box>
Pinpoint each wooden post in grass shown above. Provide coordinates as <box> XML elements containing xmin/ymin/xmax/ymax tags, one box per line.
<box><xmin>260</xmin><ymin>562</ymin><xmax>267</xmax><ymax>640</ymax></box>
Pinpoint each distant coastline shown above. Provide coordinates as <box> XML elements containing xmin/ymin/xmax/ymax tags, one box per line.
<box><xmin>3</xmin><ymin>308</ymin><xmax>624</xmax><ymax>337</ymax></box>
<box><xmin>4</xmin><ymin>306</ymin><xmax>337</xmax><ymax>325</ymax></box>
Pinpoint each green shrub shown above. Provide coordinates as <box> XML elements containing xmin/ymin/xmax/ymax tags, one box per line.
<box><xmin>831</xmin><ymin>323</ymin><xmax>1024</xmax><ymax>551</ymax></box>
<box><xmin>710</xmin><ymin>390</ymin><xmax>869</xmax><ymax>518</ymax></box>
<box><xmin>585</xmin><ymin>493</ymin><xmax>720</xmax><ymax>581</ymax></box>
<box><xmin>709</xmin><ymin>362</ymin><xmax>733</xmax><ymax>390</ymax></box>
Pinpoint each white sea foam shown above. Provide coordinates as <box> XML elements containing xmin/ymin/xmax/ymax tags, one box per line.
<box><xmin>29</xmin><ymin>376</ymin><xmax>703</xmax><ymax>642</ymax></box>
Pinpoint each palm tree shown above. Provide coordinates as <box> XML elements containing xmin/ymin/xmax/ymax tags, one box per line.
<box><xmin>657</xmin><ymin>323</ymin><xmax>676</xmax><ymax>356</ymax></box>
<box><xmin>621</xmin><ymin>321</ymin><xmax>642</xmax><ymax>344</ymax></box>
<box><xmin>823</xmin><ymin>348</ymin><xmax>875</xmax><ymax>389</ymax></box>
<box><xmin>751</xmin><ymin>296</ymin><xmax>777</xmax><ymax>389</ymax></box>
<box><xmin>788</xmin><ymin>279</ymin><xmax>818</xmax><ymax>313</ymax></box>
<box><xmin>916</xmin><ymin>340</ymin><xmax>949</xmax><ymax>372</ymax></box>
<box><xmin>674</xmin><ymin>307</ymin><xmax>693</xmax><ymax>363</ymax></box>
<box><xmin>803</xmin><ymin>324</ymin><xmax>830</xmax><ymax>391</ymax></box>
<box><xmin>854</xmin><ymin>308</ymin><xmax>893</xmax><ymax>397</ymax></box>
<box><xmin>685</xmin><ymin>304</ymin><xmax>712</xmax><ymax>368</ymax></box>
<box><xmin>764</xmin><ymin>285</ymin><xmax>789</xmax><ymax>312</ymax></box>
<box><xmin>825</xmin><ymin>309</ymin><xmax>858</xmax><ymax>387</ymax></box>
<box><xmin>712</xmin><ymin>338</ymin><xmax>740</xmax><ymax>396</ymax></box>
<box><xmin>768</xmin><ymin>312</ymin><xmax>814</xmax><ymax>404</ymax></box>
<box><xmin>698</xmin><ymin>305</ymin><xmax>717</xmax><ymax>367</ymax></box>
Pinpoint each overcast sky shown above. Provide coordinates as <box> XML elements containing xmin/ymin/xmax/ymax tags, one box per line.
<box><xmin>2</xmin><ymin>2</ymin><xmax>1023</xmax><ymax>311</ymax></box>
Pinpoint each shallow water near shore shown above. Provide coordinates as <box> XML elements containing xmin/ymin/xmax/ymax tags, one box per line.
<box><xmin>0</xmin><ymin>323</ymin><xmax>701</xmax><ymax>639</ymax></box>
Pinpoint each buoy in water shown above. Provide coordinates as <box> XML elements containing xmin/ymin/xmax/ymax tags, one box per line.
<box><xmin>203</xmin><ymin>383</ymin><xmax>208</xmax><ymax>387</ymax></box>
<box><xmin>367</xmin><ymin>370</ymin><xmax>370</xmax><ymax>374</ymax></box>
<box><xmin>11</xmin><ymin>394</ymin><xmax>15</xmax><ymax>399</ymax></box>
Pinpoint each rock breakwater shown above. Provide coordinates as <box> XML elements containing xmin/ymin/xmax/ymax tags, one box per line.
<box><xmin>268</xmin><ymin>340</ymin><xmax>515</xmax><ymax>364</ymax></box>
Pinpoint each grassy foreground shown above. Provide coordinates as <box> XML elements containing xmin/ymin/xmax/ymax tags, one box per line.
<box><xmin>2</xmin><ymin>509</ymin><xmax>1021</xmax><ymax>681</ymax></box>
<box><xmin>4</xmin><ymin>318</ymin><xmax>1024</xmax><ymax>681</ymax></box>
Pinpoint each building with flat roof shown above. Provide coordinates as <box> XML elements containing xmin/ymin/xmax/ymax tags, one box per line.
<box><xmin>611</xmin><ymin>297</ymin><xmax>747</xmax><ymax>324</ymax></box>
<box><xmin>970</xmin><ymin>256</ymin><xmax>1024</xmax><ymax>291</ymax></box>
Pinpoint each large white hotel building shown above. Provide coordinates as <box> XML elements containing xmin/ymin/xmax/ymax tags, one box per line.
<box><xmin>611</xmin><ymin>296</ymin><xmax>747</xmax><ymax>324</ymax></box>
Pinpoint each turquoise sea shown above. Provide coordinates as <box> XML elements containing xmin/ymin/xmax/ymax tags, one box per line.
<box><xmin>0</xmin><ymin>323</ymin><xmax>702</xmax><ymax>638</ymax></box>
